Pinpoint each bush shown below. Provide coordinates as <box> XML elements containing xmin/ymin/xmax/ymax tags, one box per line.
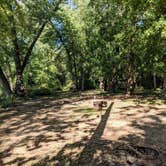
<box><xmin>0</xmin><ymin>95</ymin><xmax>15</xmax><ymax>108</ymax></box>
<box><xmin>29</xmin><ymin>88</ymin><xmax>52</xmax><ymax>96</ymax></box>
<box><xmin>62</xmin><ymin>80</ymin><xmax>73</xmax><ymax>91</ymax></box>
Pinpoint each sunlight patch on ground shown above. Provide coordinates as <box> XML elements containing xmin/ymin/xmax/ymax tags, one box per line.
<box><xmin>0</xmin><ymin>94</ymin><xmax>165</xmax><ymax>165</ymax></box>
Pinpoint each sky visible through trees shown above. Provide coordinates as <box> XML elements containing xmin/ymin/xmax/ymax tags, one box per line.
<box><xmin>0</xmin><ymin>1</ymin><xmax>166</xmax><ymax>165</ymax></box>
<box><xmin>0</xmin><ymin>0</ymin><xmax>165</xmax><ymax>97</ymax></box>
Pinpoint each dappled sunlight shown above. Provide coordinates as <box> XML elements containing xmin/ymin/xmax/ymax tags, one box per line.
<box><xmin>0</xmin><ymin>0</ymin><xmax>165</xmax><ymax>165</ymax></box>
<box><xmin>0</xmin><ymin>95</ymin><xmax>102</xmax><ymax>165</ymax></box>
<box><xmin>103</xmin><ymin>100</ymin><xmax>166</xmax><ymax>143</ymax></box>
<box><xmin>0</xmin><ymin>94</ymin><xmax>165</xmax><ymax>165</ymax></box>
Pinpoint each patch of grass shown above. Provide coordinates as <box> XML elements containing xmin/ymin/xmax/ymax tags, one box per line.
<box><xmin>133</xmin><ymin>93</ymin><xmax>166</xmax><ymax>105</ymax></box>
<box><xmin>73</xmin><ymin>107</ymin><xmax>98</xmax><ymax>115</ymax></box>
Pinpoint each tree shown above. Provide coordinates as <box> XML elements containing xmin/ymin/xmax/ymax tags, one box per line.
<box><xmin>0</xmin><ymin>0</ymin><xmax>62</xmax><ymax>96</ymax></box>
<box><xmin>0</xmin><ymin>66</ymin><xmax>12</xmax><ymax>96</ymax></box>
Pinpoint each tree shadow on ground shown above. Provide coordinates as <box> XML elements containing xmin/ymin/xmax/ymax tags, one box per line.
<box><xmin>34</xmin><ymin>102</ymin><xmax>166</xmax><ymax>166</ymax></box>
<box><xmin>100</xmin><ymin>91</ymin><xmax>166</xmax><ymax>105</ymax></box>
<box><xmin>133</xmin><ymin>94</ymin><xmax>166</xmax><ymax>105</ymax></box>
<box><xmin>0</xmin><ymin>93</ymin><xmax>165</xmax><ymax>166</ymax></box>
<box><xmin>50</xmin><ymin>102</ymin><xmax>114</xmax><ymax>166</ymax></box>
<box><xmin>0</xmin><ymin>93</ymin><xmax>96</xmax><ymax>165</ymax></box>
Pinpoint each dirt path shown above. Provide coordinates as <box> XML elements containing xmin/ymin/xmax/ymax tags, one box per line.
<box><xmin>0</xmin><ymin>93</ymin><xmax>165</xmax><ymax>165</ymax></box>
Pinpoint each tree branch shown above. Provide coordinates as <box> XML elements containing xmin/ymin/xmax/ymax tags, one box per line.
<box><xmin>0</xmin><ymin>66</ymin><xmax>13</xmax><ymax>96</ymax></box>
<box><xmin>21</xmin><ymin>21</ymin><xmax>47</xmax><ymax>73</ymax></box>
<box><xmin>7</xmin><ymin>4</ymin><xmax>22</xmax><ymax>75</ymax></box>
<box><xmin>21</xmin><ymin>0</ymin><xmax>63</xmax><ymax>73</ymax></box>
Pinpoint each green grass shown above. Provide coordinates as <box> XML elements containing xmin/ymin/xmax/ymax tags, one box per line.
<box><xmin>73</xmin><ymin>107</ymin><xmax>103</xmax><ymax>115</ymax></box>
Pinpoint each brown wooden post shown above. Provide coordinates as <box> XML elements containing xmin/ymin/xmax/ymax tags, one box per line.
<box><xmin>93</xmin><ymin>100</ymin><xmax>107</xmax><ymax>118</ymax></box>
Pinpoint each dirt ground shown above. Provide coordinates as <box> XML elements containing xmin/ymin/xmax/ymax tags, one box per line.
<box><xmin>0</xmin><ymin>91</ymin><xmax>166</xmax><ymax>166</ymax></box>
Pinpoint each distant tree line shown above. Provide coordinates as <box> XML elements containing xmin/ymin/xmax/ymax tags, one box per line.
<box><xmin>0</xmin><ymin>0</ymin><xmax>165</xmax><ymax>97</ymax></box>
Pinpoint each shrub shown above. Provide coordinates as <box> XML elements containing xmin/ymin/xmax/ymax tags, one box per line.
<box><xmin>29</xmin><ymin>88</ymin><xmax>52</xmax><ymax>96</ymax></box>
<box><xmin>0</xmin><ymin>95</ymin><xmax>15</xmax><ymax>108</ymax></box>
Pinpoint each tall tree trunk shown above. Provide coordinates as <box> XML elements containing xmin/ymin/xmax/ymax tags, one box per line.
<box><xmin>4</xmin><ymin>1</ymin><xmax>61</xmax><ymax>97</ymax></box>
<box><xmin>0</xmin><ymin>66</ymin><xmax>12</xmax><ymax>96</ymax></box>
<box><xmin>164</xmin><ymin>78</ymin><xmax>166</xmax><ymax>89</ymax></box>
<box><xmin>6</xmin><ymin>60</ymin><xmax>14</xmax><ymax>91</ymax></box>
<box><xmin>163</xmin><ymin>77</ymin><xmax>166</xmax><ymax>97</ymax></box>
<box><xmin>0</xmin><ymin>45</ymin><xmax>14</xmax><ymax>90</ymax></box>
<box><xmin>109</xmin><ymin>80</ymin><xmax>113</xmax><ymax>93</ymax></box>
<box><xmin>127</xmin><ymin>78</ymin><xmax>131</xmax><ymax>95</ymax></box>
<box><xmin>21</xmin><ymin>21</ymin><xmax>47</xmax><ymax>73</ymax></box>
<box><xmin>153</xmin><ymin>73</ymin><xmax>157</xmax><ymax>90</ymax></box>
<box><xmin>15</xmin><ymin>70</ymin><xmax>25</xmax><ymax>96</ymax></box>
<box><xmin>126</xmin><ymin>35</ymin><xmax>137</xmax><ymax>95</ymax></box>
<box><xmin>103</xmin><ymin>79</ymin><xmax>107</xmax><ymax>91</ymax></box>
<box><xmin>127</xmin><ymin>74</ymin><xmax>136</xmax><ymax>95</ymax></box>
<box><xmin>73</xmin><ymin>54</ymin><xmax>78</xmax><ymax>90</ymax></box>
<box><xmin>10</xmin><ymin>11</ymin><xmax>26</xmax><ymax>96</ymax></box>
<box><xmin>127</xmin><ymin>51</ymin><xmax>136</xmax><ymax>95</ymax></box>
<box><xmin>109</xmin><ymin>78</ymin><xmax>116</xmax><ymax>93</ymax></box>
<box><xmin>81</xmin><ymin>70</ymin><xmax>85</xmax><ymax>91</ymax></box>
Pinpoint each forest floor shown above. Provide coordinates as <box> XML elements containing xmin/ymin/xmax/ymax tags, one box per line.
<box><xmin>0</xmin><ymin>91</ymin><xmax>166</xmax><ymax>166</ymax></box>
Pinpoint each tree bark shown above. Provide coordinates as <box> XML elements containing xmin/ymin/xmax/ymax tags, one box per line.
<box><xmin>9</xmin><ymin>1</ymin><xmax>61</xmax><ymax>96</ymax></box>
<box><xmin>109</xmin><ymin>79</ymin><xmax>116</xmax><ymax>93</ymax></box>
<box><xmin>0</xmin><ymin>45</ymin><xmax>14</xmax><ymax>90</ymax></box>
<box><xmin>153</xmin><ymin>73</ymin><xmax>157</xmax><ymax>90</ymax></box>
<box><xmin>14</xmin><ymin>71</ymin><xmax>26</xmax><ymax>96</ymax></box>
<box><xmin>81</xmin><ymin>70</ymin><xmax>85</xmax><ymax>91</ymax></box>
<box><xmin>163</xmin><ymin>78</ymin><xmax>166</xmax><ymax>97</ymax></box>
<box><xmin>9</xmin><ymin>10</ymin><xmax>25</xmax><ymax>96</ymax></box>
<box><xmin>126</xmin><ymin>52</ymin><xmax>136</xmax><ymax>95</ymax></box>
<box><xmin>127</xmin><ymin>75</ymin><xmax>136</xmax><ymax>95</ymax></box>
<box><xmin>6</xmin><ymin>59</ymin><xmax>14</xmax><ymax>90</ymax></box>
<box><xmin>0</xmin><ymin>66</ymin><xmax>12</xmax><ymax>96</ymax></box>
<box><xmin>14</xmin><ymin>21</ymin><xmax>47</xmax><ymax>96</ymax></box>
<box><xmin>103</xmin><ymin>79</ymin><xmax>107</xmax><ymax>91</ymax></box>
<box><xmin>164</xmin><ymin>78</ymin><xmax>166</xmax><ymax>89</ymax></box>
<box><xmin>21</xmin><ymin>21</ymin><xmax>47</xmax><ymax>73</ymax></box>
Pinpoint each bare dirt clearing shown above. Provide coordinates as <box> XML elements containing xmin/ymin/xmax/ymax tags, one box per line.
<box><xmin>0</xmin><ymin>92</ymin><xmax>166</xmax><ymax>166</ymax></box>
